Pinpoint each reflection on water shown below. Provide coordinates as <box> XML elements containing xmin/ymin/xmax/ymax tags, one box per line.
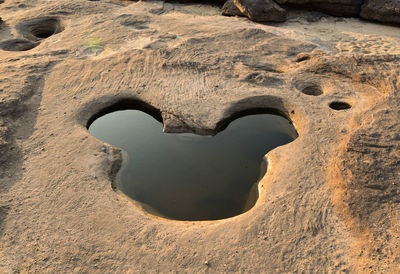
<box><xmin>89</xmin><ymin>110</ymin><xmax>297</xmax><ymax>220</ymax></box>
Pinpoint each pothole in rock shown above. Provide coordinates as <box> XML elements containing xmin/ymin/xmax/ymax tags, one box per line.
<box><xmin>301</xmin><ymin>84</ymin><xmax>323</xmax><ymax>96</ymax></box>
<box><xmin>294</xmin><ymin>80</ymin><xmax>323</xmax><ymax>96</ymax></box>
<box><xmin>87</xmin><ymin>101</ymin><xmax>298</xmax><ymax>221</ymax></box>
<box><xmin>0</xmin><ymin>39</ymin><xmax>37</xmax><ymax>51</ymax></box>
<box><xmin>329</xmin><ymin>101</ymin><xmax>352</xmax><ymax>110</ymax></box>
<box><xmin>17</xmin><ymin>17</ymin><xmax>63</xmax><ymax>41</ymax></box>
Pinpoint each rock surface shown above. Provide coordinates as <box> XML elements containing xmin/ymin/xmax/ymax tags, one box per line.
<box><xmin>0</xmin><ymin>0</ymin><xmax>400</xmax><ymax>273</ymax></box>
<box><xmin>227</xmin><ymin>0</ymin><xmax>400</xmax><ymax>25</ymax></box>
<box><xmin>231</xmin><ymin>0</ymin><xmax>400</xmax><ymax>24</ymax></box>
<box><xmin>361</xmin><ymin>0</ymin><xmax>400</xmax><ymax>25</ymax></box>
<box><xmin>221</xmin><ymin>0</ymin><xmax>244</xmax><ymax>17</ymax></box>
<box><xmin>275</xmin><ymin>0</ymin><xmax>362</xmax><ymax>16</ymax></box>
<box><xmin>234</xmin><ymin>0</ymin><xmax>287</xmax><ymax>22</ymax></box>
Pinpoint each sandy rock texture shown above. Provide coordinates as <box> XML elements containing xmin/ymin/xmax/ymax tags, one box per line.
<box><xmin>0</xmin><ymin>0</ymin><xmax>400</xmax><ymax>272</ymax></box>
<box><xmin>234</xmin><ymin>0</ymin><xmax>287</xmax><ymax>22</ymax></box>
<box><xmin>275</xmin><ymin>0</ymin><xmax>362</xmax><ymax>16</ymax></box>
<box><xmin>225</xmin><ymin>0</ymin><xmax>400</xmax><ymax>25</ymax></box>
<box><xmin>221</xmin><ymin>0</ymin><xmax>244</xmax><ymax>16</ymax></box>
<box><xmin>361</xmin><ymin>0</ymin><xmax>400</xmax><ymax>25</ymax></box>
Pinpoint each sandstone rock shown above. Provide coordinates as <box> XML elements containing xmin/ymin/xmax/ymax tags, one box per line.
<box><xmin>221</xmin><ymin>0</ymin><xmax>244</xmax><ymax>17</ymax></box>
<box><xmin>275</xmin><ymin>0</ymin><xmax>362</xmax><ymax>17</ymax></box>
<box><xmin>234</xmin><ymin>0</ymin><xmax>287</xmax><ymax>22</ymax></box>
<box><xmin>176</xmin><ymin>0</ymin><xmax>226</xmax><ymax>3</ymax></box>
<box><xmin>361</xmin><ymin>0</ymin><xmax>400</xmax><ymax>25</ymax></box>
<box><xmin>1</xmin><ymin>0</ymin><xmax>400</xmax><ymax>272</ymax></box>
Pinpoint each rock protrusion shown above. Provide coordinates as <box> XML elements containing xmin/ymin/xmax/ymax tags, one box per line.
<box><xmin>234</xmin><ymin>0</ymin><xmax>287</xmax><ymax>22</ymax></box>
<box><xmin>223</xmin><ymin>0</ymin><xmax>400</xmax><ymax>26</ymax></box>
<box><xmin>360</xmin><ymin>0</ymin><xmax>400</xmax><ymax>25</ymax></box>
<box><xmin>275</xmin><ymin>0</ymin><xmax>362</xmax><ymax>17</ymax></box>
<box><xmin>221</xmin><ymin>0</ymin><xmax>244</xmax><ymax>17</ymax></box>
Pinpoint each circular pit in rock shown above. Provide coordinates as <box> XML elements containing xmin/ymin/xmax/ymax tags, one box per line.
<box><xmin>17</xmin><ymin>17</ymin><xmax>63</xmax><ymax>41</ymax></box>
<box><xmin>301</xmin><ymin>85</ymin><xmax>323</xmax><ymax>96</ymax></box>
<box><xmin>329</xmin><ymin>101</ymin><xmax>352</xmax><ymax>110</ymax></box>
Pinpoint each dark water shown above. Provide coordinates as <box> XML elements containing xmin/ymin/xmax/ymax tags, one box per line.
<box><xmin>88</xmin><ymin>109</ymin><xmax>297</xmax><ymax>220</ymax></box>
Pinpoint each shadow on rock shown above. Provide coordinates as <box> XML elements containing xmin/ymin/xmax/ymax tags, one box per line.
<box><xmin>0</xmin><ymin>206</ymin><xmax>8</xmax><ymax>239</ymax></box>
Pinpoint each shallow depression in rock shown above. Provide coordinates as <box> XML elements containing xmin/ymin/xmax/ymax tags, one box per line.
<box><xmin>88</xmin><ymin>107</ymin><xmax>298</xmax><ymax>221</ymax></box>
<box><xmin>0</xmin><ymin>39</ymin><xmax>37</xmax><ymax>51</ymax></box>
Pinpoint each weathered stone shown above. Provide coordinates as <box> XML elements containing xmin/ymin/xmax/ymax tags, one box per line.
<box><xmin>1</xmin><ymin>0</ymin><xmax>400</xmax><ymax>272</ymax></box>
<box><xmin>361</xmin><ymin>0</ymin><xmax>400</xmax><ymax>25</ymax></box>
<box><xmin>275</xmin><ymin>0</ymin><xmax>362</xmax><ymax>17</ymax></box>
<box><xmin>221</xmin><ymin>0</ymin><xmax>244</xmax><ymax>17</ymax></box>
<box><xmin>234</xmin><ymin>0</ymin><xmax>287</xmax><ymax>22</ymax></box>
<box><xmin>176</xmin><ymin>0</ymin><xmax>226</xmax><ymax>3</ymax></box>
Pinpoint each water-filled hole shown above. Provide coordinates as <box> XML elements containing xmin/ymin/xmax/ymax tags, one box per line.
<box><xmin>0</xmin><ymin>39</ymin><xmax>37</xmax><ymax>51</ymax></box>
<box><xmin>329</xmin><ymin>101</ymin><xmax>352</xmax><ymax>110</ymax></box>
<box><xmin>87</xmin><ymin>101</ymin><xmax>298</xmax><ymax>221</ymax></box>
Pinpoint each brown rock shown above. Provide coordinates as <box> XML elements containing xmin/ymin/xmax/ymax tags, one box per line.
<box><xmin>234</xmin><ymin>0</ymin><xmax>287</xmax><ymax>22</ymax></box>
<box><xmin>1</xmin><ymin>0</ymin><xmax>400</xmax><ymax>273</ymax></box>
<box><xmin>275</xmin><ymin>0</ymin><xmax>362</xmax><ymax>17</ymax></box>
<box><xmin>221</xmin><ymin>0</ymin><xmax>244</xmax><ymax>17</ymax></box>
<box><xmin>360</xmin><ymin>0</ymin><xmax>400</xmax><ymax>25</ymax></box>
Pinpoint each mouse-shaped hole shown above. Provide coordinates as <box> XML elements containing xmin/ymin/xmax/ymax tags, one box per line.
<box><xmin>87</xmin><ymin>100</ymin><xmax>298</xmax><ymax>221</ymax></box>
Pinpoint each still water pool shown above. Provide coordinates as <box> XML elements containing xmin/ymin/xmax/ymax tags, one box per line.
<box><xmin>89</xmin><ymin>109</ymin><xmax>297</xmax><ymax>220</ymax></box>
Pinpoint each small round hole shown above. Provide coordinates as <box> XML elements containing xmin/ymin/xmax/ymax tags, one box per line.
<box><xmin>301</xmin><ymin>85</ymin><xmax>323</xmax><ymax>96</ymax></box>
<box><xmin>32</xmin><ymin>26</ymin><xmax>55</xmax><ymax>38</ymax></box>
<box><xmin>29</xmin><ymin>19</ymin><xmax>60</xmax><ymax>39</ymax></box>
<box><xmin>294</xmin><ymin>80</ymin><xmax>323</xmax><ymax>96</ymax></box>
<box><xmin>329</xmin><ymin>101</ymin><xmax>352</xmax><ymax>110</ymax></box>
<box><xmin>17</xmin><ymin>17</ymin><xmax>63</xmax><ymax>41</ymax></box>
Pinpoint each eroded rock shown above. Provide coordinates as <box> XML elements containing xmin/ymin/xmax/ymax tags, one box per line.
<box><xmin>361</xmin><ymin>0</ymin><xmax>400</xmax><ymax>25</ymax></box>
<box><xmin>222</xmin><ymin>0</ymin><xmax>400</xmax><ymax>25</ymax></box>
<box><xmin>275</xmin><ymin>0</ymin><xmax>362</xmax><ymax>17</ymax></box>
<box><xmin>0</xmin><ymin>0</ymin><xmax>400</xmax><ymax>272</ymax></box>
<box><xmin>234</xmin><ymin>0</ymin><xmax>287</xmax><ymax>22</ymax></box>
<box><xmin>221</xmin><ymin>0</ymin><xmax>244</xmax><ymax>17</ymax></box>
